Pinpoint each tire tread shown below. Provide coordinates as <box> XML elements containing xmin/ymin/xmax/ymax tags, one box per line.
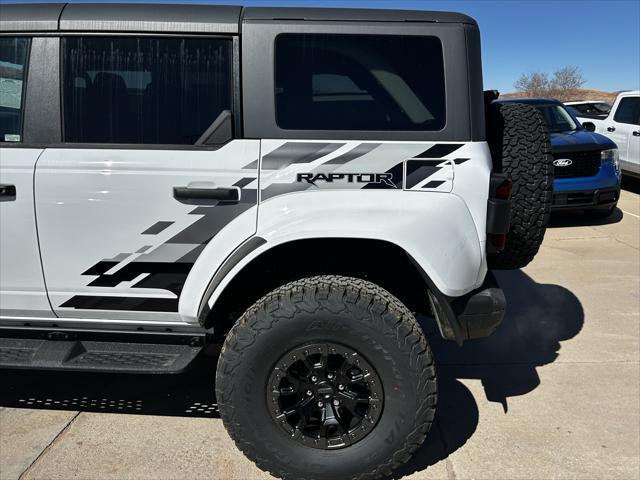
<box><xmin>216</xmin><ymin>275</ymin><xmax>436</xmax><ymax>480</ymax></box>
<box><xmin>486</xmin><ymin>102</ymin><xmax>554</xmax><ymax>269</ymax></box>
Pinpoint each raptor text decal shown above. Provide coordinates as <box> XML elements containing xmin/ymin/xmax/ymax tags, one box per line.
<box><xmin>297</xmin><ymin>172</ymin><xmax>396</xmax><ymax>188</ymax></box>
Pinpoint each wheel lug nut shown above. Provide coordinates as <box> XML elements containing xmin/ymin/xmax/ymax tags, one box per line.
<box><xmin>327</xmin><ymin>373</ymin><xmax>334</xmax><ymax>380</ymax></box>
<box><xmin>317</xmin><ymin>401</ymin><xmax>323</xmax><ymax>408</ymax></box>
<box><xmin>338</xmin><ymin>384</ymin><xmax>345</xmax><ymax>391</ymax></box>
<box><xmin>306</xmin><ymin>390</ymin><xmax>313</xmax><ymax>397</ymax></box>
<box><xmin>311</xmin><ymin>375</ymin><xmax>318</xmax><ymax>382</ymax></box>
<box><xmin>333</xmin><ymin>399</ymin><xmax>340</xmax><ymax>406</ymax></box>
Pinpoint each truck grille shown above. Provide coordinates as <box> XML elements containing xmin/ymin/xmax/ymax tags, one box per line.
<box><xmin>553</xmin><ymin>150</ymin><xmax>601</xmax><ymax>178</ymax></box>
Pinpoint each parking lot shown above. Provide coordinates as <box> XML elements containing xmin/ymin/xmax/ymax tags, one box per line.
<box><xmin>1</xmin><ymin>184</ymin><xmax>638</xmax><ymax>480</ymax></box>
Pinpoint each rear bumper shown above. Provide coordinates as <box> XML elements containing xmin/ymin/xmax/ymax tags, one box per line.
<box><xmin>428</xmin><ymin>272</ymin><xmax>506</xmax><ymax>345</ymax></box>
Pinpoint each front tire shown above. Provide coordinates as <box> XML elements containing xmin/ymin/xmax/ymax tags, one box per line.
<box><xmin>216</xmin><ymin>276</ymin><xmax>436</xmax><ymax>480</ymax></box>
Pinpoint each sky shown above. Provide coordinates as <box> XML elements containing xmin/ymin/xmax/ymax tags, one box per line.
<box><xmin>13</xmin><ymin>0</ymin><xmax>640</xmax><ymax>93</ymax></box>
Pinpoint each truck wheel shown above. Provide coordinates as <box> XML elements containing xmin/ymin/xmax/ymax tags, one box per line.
<box><xmin>486</xmin><ymin>102</ymin><xmax>553</xmax><ymax>270</ymax></box>
<box><xmin>216</xmin><ymin>275</ymin><xmax>436</xmax><ymax>480</ymax></box>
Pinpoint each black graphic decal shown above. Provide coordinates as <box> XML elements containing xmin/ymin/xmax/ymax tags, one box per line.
<box><xmin>363</xmin><ymin>162</ymin><xmax>404</xmax><ymax>189</ymax></box>
<box><xmin>82</xmin><ymin>261</ymin><xmax>119</xmax><ymax>276</ymax></box>
<box><xmin>60</xmin><ymin>295</ymin><xmax>177</xmax><ymax>312</ymax></box>
<box><xmin>233</xmin><ymin>177</ymin><xmax>255</xmax><ymax>188</ymax></box>
<box><xmin>141</xmin><ymin>221</ymin><xmax>174</xmax><ymax>235</ymax></box>
<box><xmin>62</xmin><ymin>188</ymin><xmax>257</xmax><ymax>312</ymax></box>
<box><xmin>405</xmin><ymin>161</ymin><xmax>440</xmax><ymax>189</ymax></box>
<box><xmin>242</xmin><ymin>159</ymin><xmax>259</xmax><ymax>169</ymax></box>
<box><xmin>324</xmin><ymin>143</ymin><xmax>381</xmax><ymax>165</ymax></box>
<box><xmin>86</xmin><ymin>262</ymin><xmax>192</xmax><ymax>295</ymax></box>
<box><xmin>422</xmin><ymin>180</ymin><xmax>446</xmax><ymax>189</ymax></box>
<box><xmin>261</xmin><ymin>142</ymin><xmax>344</xmax><ymax>170</ymax></box>
<box><xmin>415</xmin><ymin>144</ymin><xmax>463</xmax><ymax>158</ymax></box>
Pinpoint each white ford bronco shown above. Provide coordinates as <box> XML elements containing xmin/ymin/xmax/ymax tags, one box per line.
<box><xmin>0</xmin><ymin>4</ymin><xmax>553</xmax><ymax>479</ymax></box>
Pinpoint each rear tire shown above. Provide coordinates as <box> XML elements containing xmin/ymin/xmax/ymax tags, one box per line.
<box><xmin>216</xmin><ymin>275</ymin><xmax>436</xmax><ymax>480</ymax></box>
<box><xmin>486</xmin><ymin>102</ymin><xmax>553</xmax><ymax>270</ymax></box>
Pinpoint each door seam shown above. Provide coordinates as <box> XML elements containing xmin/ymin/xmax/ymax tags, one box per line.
<box><xmin>32</xmin><ymin>148</ymin><xmax>59</xmax><ymax>317</ymax></box>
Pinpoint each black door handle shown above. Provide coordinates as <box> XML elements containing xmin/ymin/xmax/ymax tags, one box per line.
<box><xmin>0</xmin><ymin>184</ymin><xmax>16</xmax><ymax>200</ymax></box>
<box><xmin>173</xmin><ymin>186</ymin><xmax>240</xmax><ymax>202</ymax></box>
<box><xmin>607</xmin><ymin>126</ymin><xmax>616</xmax><ymax>132</ymax></box>
<box><xmin>633</xmin><ymin>131</ymin><xmax>640</xmax><ymax>137</ymax></box>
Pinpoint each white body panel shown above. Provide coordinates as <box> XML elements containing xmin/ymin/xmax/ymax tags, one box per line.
<box><xmin>34</xmin><ymin>141</ymin><xmax>259</xmax><ymax>323</ymax></box>
<box><xmin>180</xmin><ymin>140</ymin><xmax>492</xmax><ymax>324</ymax></box>
<box><xmin>0</xmin><ymin>148</ymin><xmax>54</xmax><ymax>317</ymax></box>
<box><xmin>578</xmin><ymin>91</ymin><xmax>640</xmax><ymax>175</ymax></box>
<box><xmin>196</xmin><ymin>190</ymin><xmax>482</xmax><ymax>316</ymax></box>
<box><xmin>2</xmin><ymin>139</ymin><xmax>492</xmax><ymax>328</ymax></box>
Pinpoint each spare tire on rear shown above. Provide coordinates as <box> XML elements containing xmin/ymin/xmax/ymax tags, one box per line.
<box><xmin>486</xmin><ymin>102</ymin><xmax>553</xmax><ymax>270</ymax></box>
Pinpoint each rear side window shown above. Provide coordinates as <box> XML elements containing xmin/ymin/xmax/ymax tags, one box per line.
<box><xmin>0</xmin><ymin>37</ymin><xmax>30</xmax><ymax>143</ymax></box>
<box><xmin>613</xmin><ymin>97</ymin><xmax>640</xmax><ymax>125</ymax></box>
<box><xmin>62</xmin><ymin>37</ymin><xmax>232</xmax><ymax>145</ymax></box>
<box><xmin>275</xmin><ymin>34</ymin><xmax>446</xmax><ymax>131</ymax></box>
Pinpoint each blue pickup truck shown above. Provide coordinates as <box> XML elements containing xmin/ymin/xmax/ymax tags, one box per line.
<box><xmin>497</xmin><ymin>98</ymin><xmax>621</xmax><ymax>218</ymax></box>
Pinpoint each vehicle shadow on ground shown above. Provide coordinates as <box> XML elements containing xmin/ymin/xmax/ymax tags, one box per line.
<box><xmin>548</xmin><ymin>207</ymin><xmax>623</xmax><ymax>228</ymax></box>
<box><xmin>622</xmin><ymin>174</ymin><xmax>640</xmax><ymax>194</ymax></box>
<box><xmin>393</xmin><ymin>269</ymin><xmax>584</xmax><ymax>478</ymax></box>
<box><xmin>0</xmin><ymin>270</ymin><xmax>584</xmax><ymax>477</ymax></box>
<box><xmin>0</xmin><ymin>353</ymin><xmax>220</xmax><ymax>418</ymax></box>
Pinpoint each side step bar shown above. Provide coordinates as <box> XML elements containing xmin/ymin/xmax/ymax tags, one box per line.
<box><xmin>0</xmin><ymin>328</ymin><xmax>205</xmax><ymax>374</ymax></box>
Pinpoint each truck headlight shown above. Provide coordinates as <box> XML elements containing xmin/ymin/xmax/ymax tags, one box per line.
<box><xmin>601</xmin><ymin>148</ymin><xmax>619</xmax><ymax>171</ymax></box>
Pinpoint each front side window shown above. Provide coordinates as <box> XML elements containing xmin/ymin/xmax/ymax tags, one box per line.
<box><xmin>63</xmin><ymin>37</ymin><xmax>232</xmax><ymax>144</ymax></box>
<box><xmin>0</xmin><ymin>37</ymin><xmax>30</xmax><ymax>143</ymax></box>
<box><xmin>613</xmin><ymin>97</ymin><xmax>640</xmax><ymax>125</ymax></box>
<box><xmin>536</xmin><ymin>104</ymin><xmax>579</xmax><ymax>133</ymax></box>
<box><xmin>275</xmin><ymin>34</ymin><xmax>446</xmax><ymax>131</ymax></box>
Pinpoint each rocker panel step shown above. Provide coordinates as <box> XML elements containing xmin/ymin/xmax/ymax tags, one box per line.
<box><xmin>0</xmin><ymin>337</ymin><xmax>203</xmax><ymax>373</ymax></box>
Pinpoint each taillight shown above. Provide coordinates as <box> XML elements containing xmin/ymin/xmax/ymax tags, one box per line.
<box><xmin>490</xmin><ymin>233</ymin><xmax>507</xmax><ymax>251</ymax></box>
<box><xmin>487</xmin><ymin>174</ymin><xmax>512</xmax><ymax>254</ymax></box>
<box><xmin>495</xmin><ymin>178</ymin><xmax>512</xmax><ymax>200</ymax></box>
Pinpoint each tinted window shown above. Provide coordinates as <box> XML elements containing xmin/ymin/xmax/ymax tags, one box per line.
<box><xmin>536</xmin><ymin>104</ymin><xmax>579</xmax><ymax>133</ymax></box>
<box><xmin>570</xmin><ymin>104</ymin><xmax>590</xmax><ymax>114</ymax></box>
<box><xmin>570</xmin><ymin>102</ymin><xmax>611</xmax><ymax>115</ymax></box>
<box><xmin>275</xmin><ymin>34</ymin><xmax>446</xmax><ymax>131</ymax></box>
<box><xmin>593</xmin><ymin>102</ymin><xmax>612</xmax><ymax>114</ymax></box>
<box><xmin>0</xmin><ymin>37</ymin><xmax>29</xmax><ymax>143</ymax></box>
<box><xmin>63</xmin><ymin>37</ymin><xmax>232</xmax><ymax>144</ymax></box>
<box><xmin>613</xmin><ymin>97</ymin><xmax>640</xmax><ymax>125</ymax></box>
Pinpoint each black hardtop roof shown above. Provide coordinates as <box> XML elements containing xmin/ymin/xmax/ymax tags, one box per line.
<box><xmin>242</xmin><ymin>6</ymin><xmax>476</xmax><ymax>24</ymax></box>
<box><xmin>0</xmin><ymin>3</ymin><xmax>477</xmax><ymax>33</ymax></box>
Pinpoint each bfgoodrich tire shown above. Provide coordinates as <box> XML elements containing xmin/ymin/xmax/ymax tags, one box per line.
<box><xmin>486</xmin><ymin>102</ymin><xmax>554</xmax><ymax>270</ymax></box>
<box><xmin>216</xmin><ymin>276</ymin><xmax>436</xmax><ymax>480</ymax></box>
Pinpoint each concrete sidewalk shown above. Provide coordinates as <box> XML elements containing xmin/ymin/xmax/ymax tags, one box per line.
<box><xmin>1</xmin><ymin>189</ymin><xmax>639</xmax><ymax>480</ymax></box>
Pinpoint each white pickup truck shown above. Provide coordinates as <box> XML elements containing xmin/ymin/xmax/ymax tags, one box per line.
<box><xmin>576</xmin><ymin>91</ymin><xmax>640</xmax><ymax>178</ymax></box>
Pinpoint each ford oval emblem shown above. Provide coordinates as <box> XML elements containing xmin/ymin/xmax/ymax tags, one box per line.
<box><xmin>553</xmin><ymin>158</ymin><xmax>573</xmax><ymax>167</ymax></box>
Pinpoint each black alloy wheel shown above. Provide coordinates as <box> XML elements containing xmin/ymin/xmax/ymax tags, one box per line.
<box><xmin>267</xmin><ymin>342</ymin><xmax>384</xmax><ymax>449</ymax></box>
